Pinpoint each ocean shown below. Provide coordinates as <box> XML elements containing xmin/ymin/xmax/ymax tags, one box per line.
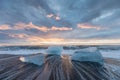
<box><xmin>0</xmin><ymin>45</ymin><xmax>120</xmax><ymax>59</ymax></box>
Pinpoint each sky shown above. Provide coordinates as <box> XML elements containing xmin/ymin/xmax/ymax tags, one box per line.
<box><xmin>0</xmin><ymin>0</ymin><xmax>120</xmax><ymax>46</ymax></box>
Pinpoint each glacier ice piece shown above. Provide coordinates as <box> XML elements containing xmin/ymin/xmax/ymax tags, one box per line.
<box><xmin>19</xmin><ymin>53</ymin><xmax>45</xmax><ymax>66</ymax></box>
<box><xmin>46</xmin><ymin>46</ymin><xmax>63</xmax><ymax>55</ymax></box>
<box><xmin>71</xmin><ymin>47</ymin><xmax>104</xmax><ymax>65</ymax></box>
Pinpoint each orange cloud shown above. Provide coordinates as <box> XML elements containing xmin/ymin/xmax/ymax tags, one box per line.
<box><xmin>14</xmin><ymin>22</ymin><xmax>28</xmax><ymax>30</ymax></box>
<box><xmin>26</xmin><ymin>36</ymin><xmax>65</xmax><ymax>45</ymax></box>
<box><xmin>27</xmin><ymin>22</ymin><xmax>72</xmax><ymax>32</ymax></box>
<box><xmin>15</xmin><ymin>22</ymin><xmax>72</xmax><ymax>32</ymax></box>
<box><xmin>77</xmin><ymin>23</ymin><xmax>102</xmax><ymax>30</ymax></box>
<box><xmin>9</xmin><ymin>34</ymin><xmax>28</xmax><ymax>39</ymax></box>
<box><xmin>23</xmin><ymin>36</ymin><xmax>120</xmax><ymax>45</ymax></box>
<box><xmin>0</xmin><ymin>25</ymin><xmax>11</xmax><ymax>30</ymax></box>
<box><xmin>27</xmin><ymin>22</ymin><xmax>49</xmax><ymax>32</ymax></box>
<box><xmin>0</xmin><ymin>22</ymin><xmax>72</xmax><ymax>32</ymax></box>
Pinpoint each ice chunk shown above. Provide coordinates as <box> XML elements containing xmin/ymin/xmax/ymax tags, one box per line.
<box><xmin>46</xmin><ymin>46</ymin><xmax>63</xmax><ymax>55</ymax></box>
<box><xmin>71</xmin><ymin>47</ymin><xmax>104</xmax><ymax>65</ymax></box>
<box><xmin>19</xmin><ymin>53</ymin><xmax>45</xmax><ymax>66</ymax></box>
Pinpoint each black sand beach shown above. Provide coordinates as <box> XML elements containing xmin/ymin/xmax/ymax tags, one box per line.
<box><xmin>0</xmin><ymin>54</ymin><xmax>120</xmax><ymax>80</ymax></box>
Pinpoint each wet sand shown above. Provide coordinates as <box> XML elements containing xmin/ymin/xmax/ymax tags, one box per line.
<box><xmin>0</xmin><ymin>54</ymin><xmax>120</xmax><ymax>80</ymax></box>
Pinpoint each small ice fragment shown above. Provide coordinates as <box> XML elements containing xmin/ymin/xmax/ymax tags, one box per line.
<box><xmin>19</xmin><ymin>56</ymin><xmax>25</xmax><ymax>62</ymax></box>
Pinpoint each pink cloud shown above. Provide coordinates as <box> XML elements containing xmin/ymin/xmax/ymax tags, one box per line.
<box><xmin>0</xmin><ymin>22</ymin><xmax>72</xmax><ymax>32</ymax></box>
<box><xmin>15</xmin><ymin>22</ymin><xmax>72</xmax><ymax>32</ymax></box>
<box><xmin>77</xmin><ymin>23</ymin><xmax>102</xmax><ymax>30</ymax></box>
<box><xmin>0</xmin><ymin>25</ymin><xmax>11</xmax><ymax>30</ymax></box>
<box><xmin>55</xmin><ymin>16</ymin><xmax>60</xmax><ymax>20</ymax></box>
<box><xmin>51</xmin><ymin>26</ymin><xmax>72</xmax><ymax>31</ymax></box>
<box><xmin>46</xmin><ymin>14</ymin><xmax>54</xmax><ymax>18</ymax></box>
<box><xmin>9</xmin><ymin>34</ymin><xmax>28</xmax><ymax>39</ymax></box>
<box><xmin>47</xmin><ymin>14</ymin><xmax>61</xmax><ymax>20</ymax></box>
<box><xmin>14</xmin><ymin>22</ymin><xmax>28</xmax><ymax>30</ymax></box>
<box><xmin>26</xmin><ymin>22</ymin><xmax>49</xmax><ymax>32</ymax></box>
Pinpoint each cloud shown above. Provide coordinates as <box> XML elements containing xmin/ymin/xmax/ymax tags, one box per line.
<box><xmin>0</xmin><ymin>0</ymin><xmax>120</xmax><ymax>28</ymax></box>
<box><xmin>27</xmin><ymin>36</ymin><xmax>64</xmax><ymax>42</ymax></box>
<box><xmin>55</xmin><ymin>16</ymin><xmax>61</xmax><ymax>20</ymax></box>
<box><xmin>0</xmin><ymin>22</ymin><xmax>72</xmax><ymax>32</ymax></box>
<box><xmin>0</xmin><ymin>25</ymin><xmax>11</xmax><ymax>30</ymax></box>
<box><xmin>16</xmin><ymin>22</ymin><xmax>72</xmax><ymax>31</ymax></box>
<box><xmin>8</xmin><ymin>34</ymin><xmax>28</xmax><ymax>39</ymax></box>
<box><xmin>47</xmin><ymin>14</ymin><xmax>61</xmax><ymax>20</ymax></box>
<box><xmin>50</xmin><ymin>26</ymin><xmax>72</xmax><ymax>31</ymax></box>
<box><xmin>47</xmin><ymin>14</ymin><xmax>54</xmax><ymax>18</ymax></box>
<box><xmin>0</xmin><ymin>0</ymin><xmax>120</xmax><ymax>45</ymax></box>
<box><xmin>77</xmin><ymin>23</ymin><xmax>103</xmax><ymax>30</ymax></box>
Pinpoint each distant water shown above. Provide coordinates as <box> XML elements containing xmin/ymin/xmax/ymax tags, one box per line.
<box><xmin>0</xmin><ymin>45</ymin><xmax>120</xmax><ymax>59</ymax></box>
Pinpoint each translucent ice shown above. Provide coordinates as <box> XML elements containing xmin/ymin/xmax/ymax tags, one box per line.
<box><xmin>46</xmin><ymin>46</ymin><xmax>63</xmax><ymax>55</ymax></box>
<box><xmin>19</xmin><ymin>53</ymin><xmax>45</xmax><ymax>66</ymax></box>
<box><xmin>71</xmin><ymin>47</ymin><xmax>104</xmax><ymax>65</ymax></box>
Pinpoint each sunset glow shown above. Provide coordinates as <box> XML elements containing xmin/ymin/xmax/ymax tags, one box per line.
<box><xmin>0</xmin><ymin>0</ymin><xmax>120</xmax><ymax>46</ymax></box>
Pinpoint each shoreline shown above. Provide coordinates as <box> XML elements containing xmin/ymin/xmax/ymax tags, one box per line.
<box><xmin>0</xmin><ymin>54</ymin><xmax>120</xmax><ymax>80</ymax></box>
